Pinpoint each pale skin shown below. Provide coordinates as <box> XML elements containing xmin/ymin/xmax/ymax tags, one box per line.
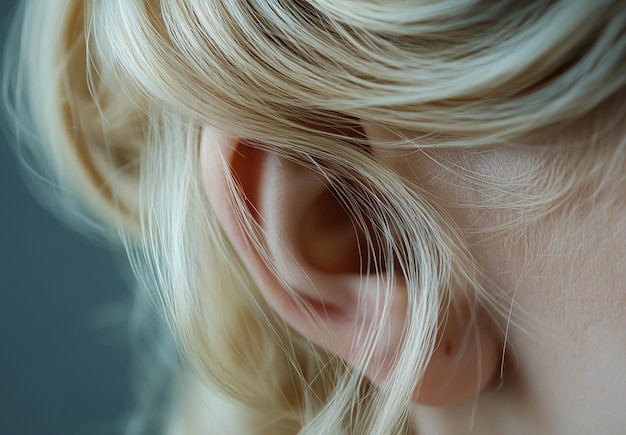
<box><xmin>201</xmin><ymin>123</ymin><xmax>626</xmax><ymax>435</ymax></box>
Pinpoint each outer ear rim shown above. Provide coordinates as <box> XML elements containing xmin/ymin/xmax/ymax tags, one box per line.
<box><xmin>199</xmin><ymin>130</ymin><xmax>363</xmax><ymax>337</ymax></box>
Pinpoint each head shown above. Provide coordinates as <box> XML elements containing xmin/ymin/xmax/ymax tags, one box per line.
<box><xmin>8</xmin><ymin>0</ymin><xmax>626</xmax><ymax>433</ymax></box>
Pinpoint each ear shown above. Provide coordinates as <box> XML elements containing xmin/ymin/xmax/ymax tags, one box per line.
<box><xmin>199</xmin><ymin>127</ymin><xmax>500</xmax><ymax>407</ymax></box>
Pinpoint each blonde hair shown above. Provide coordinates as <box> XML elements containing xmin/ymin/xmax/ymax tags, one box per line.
<box><xmin>5</xmin><ymin>0</ymin><xmax>626</xmax><ymax>433</ymax></box>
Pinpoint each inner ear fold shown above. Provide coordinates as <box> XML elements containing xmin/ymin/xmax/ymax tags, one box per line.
<box><xmin>301</xmin><ymin>183</ymin><xmax>365</xmax><ymax>274</ymax></box>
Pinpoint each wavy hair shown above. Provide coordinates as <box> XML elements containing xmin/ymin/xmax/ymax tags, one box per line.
<box><xmin>5</xmin><ymin>0</ymin><xmax>626</xmax><ymax>433</ymax></box>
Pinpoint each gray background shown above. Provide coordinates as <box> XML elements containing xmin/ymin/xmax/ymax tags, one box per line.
<box><xmin>1</xmin><ymin>0</ymin><xmax>133</xmax><ymax>433</ymax></box>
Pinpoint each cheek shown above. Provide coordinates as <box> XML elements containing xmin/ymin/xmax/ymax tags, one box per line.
<box><xmin>489</xmin><ymin>203</ymin><xmax>626</xmax><ymax>421</ymax></box>
<box><xmin>515</xmin><ymin>214</ymin><xmax>626</xmax><ymax>347</ymax></box>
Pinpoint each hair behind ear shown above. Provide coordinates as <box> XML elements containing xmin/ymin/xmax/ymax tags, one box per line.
<box><xmin>4</xmin><ymin>0</ymin><xmax>145</xmax><ymax>236</ymax></box>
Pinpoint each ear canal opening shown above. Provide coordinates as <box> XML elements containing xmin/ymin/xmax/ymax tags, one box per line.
<box><xmin>300</xmin><ymin>186</ymin><xmax>364</xmax><ymax>274</ymax></box>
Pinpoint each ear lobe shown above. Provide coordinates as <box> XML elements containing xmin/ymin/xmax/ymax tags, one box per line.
<box><xmin>416</xmin><ymin>307</ymin><xmax>501</xmax><ymax>406</ymax></box>
<box><xmin>200</xmin><ymin>127</ymin><xmax>500</xmax><ymax>408</ymax></box>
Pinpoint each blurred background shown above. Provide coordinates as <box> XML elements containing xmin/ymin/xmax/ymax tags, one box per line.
<box><xmin>1</xmin><ymin>0</ymin><xmax>134</xmax><ymax>433</ymax></box>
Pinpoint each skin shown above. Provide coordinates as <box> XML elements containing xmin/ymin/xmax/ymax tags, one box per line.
<box><xmin>383</xmin><ymin>143</ymin><xmax>626</xmax><ymax>434</ymax></box>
